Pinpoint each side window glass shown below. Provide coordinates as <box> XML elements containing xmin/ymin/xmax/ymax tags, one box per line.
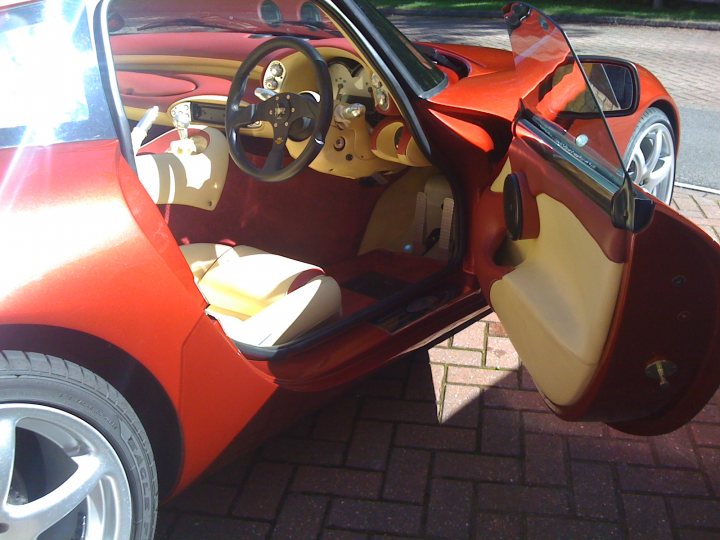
<box><xmin>505</xmin><ymin>4</ymin><xmax>627</xmax><ymax>191</ymax></box>
<box><xmin>0</xmin><ymin>0</ymin><xmax>115</xmax><ymax>148</ymax></box>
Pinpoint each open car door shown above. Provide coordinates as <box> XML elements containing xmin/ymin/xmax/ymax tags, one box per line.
<box><xmin>475</xmin><ymin>2</ymin><xmax>720</xmax><ymax>435</ymax></box>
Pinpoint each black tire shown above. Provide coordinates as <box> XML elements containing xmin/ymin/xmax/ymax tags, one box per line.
<box><xmin>0</xmin><ymin>351</ymin><xmax>157</xmax><ymax>539</ymax></box>
<box><xmin>623</xmin><ymin>107</ymin><xmax>677</xmax><ymax>205</ymax></box>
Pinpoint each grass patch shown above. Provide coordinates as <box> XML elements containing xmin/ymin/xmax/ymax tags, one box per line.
<box><xmin>373</xmin><ymin>0</ymin><xmax>720</xmax><ymax>22</ymax></box>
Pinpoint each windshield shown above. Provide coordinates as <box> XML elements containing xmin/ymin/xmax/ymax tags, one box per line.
<box><xmin>108</xmin><ymin>0</ymin><xmax>341</xmax><ymax>38</ymax></box>
<box><xmin>503</xmin><ymin>2</ymin><xmax>628</xmax><ymax>189</ymax></box>
<box><xmin>107</xmin><ymin>0</ymin><xmax>445</xmax><ymax>93</ymax></box>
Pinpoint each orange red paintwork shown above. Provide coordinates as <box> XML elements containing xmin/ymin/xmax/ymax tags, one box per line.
<box><xmin>0</xmin><ymin>0</ymin><xmax>711</xmax><ymax>504</ymax></box>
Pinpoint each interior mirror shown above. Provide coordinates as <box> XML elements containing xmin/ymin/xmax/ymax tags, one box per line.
<box><xmin>544</xmin><ymin>58</ymin><xmax>639</xmax><ymax>118</ymax></box>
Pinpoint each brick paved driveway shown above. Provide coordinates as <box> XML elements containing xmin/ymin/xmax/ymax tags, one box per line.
<box><xmin>159</xmin><ymin>193</ymin><xmax>720</xmax><ymax>539</ymax></box>
<box><xmin>158</xmin><ymin>19</ymin><xmax>720</xmax><ymax>540</ymax></box>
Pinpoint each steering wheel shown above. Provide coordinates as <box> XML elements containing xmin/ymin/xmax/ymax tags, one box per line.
<box><xmin>225</xmin><ymin>37</ymin><xmax>333</xmax><ymax>182</ymax></box>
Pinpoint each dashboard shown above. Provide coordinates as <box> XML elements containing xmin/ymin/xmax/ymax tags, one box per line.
<box><xmin>115</xmin><ymin>43</ymin><xmax>429</xmax><ymax>178</ymax></box>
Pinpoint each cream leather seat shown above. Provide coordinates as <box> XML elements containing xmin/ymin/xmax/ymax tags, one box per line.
<box><xmin>181</xmin><ymin>243</ymin><xmax>342</xmax><ymax>347</ymax></box>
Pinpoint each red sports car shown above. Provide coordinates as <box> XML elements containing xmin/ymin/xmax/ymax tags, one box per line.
<box><xmin>0</xmin><ymin>0</ymin><xmax>717</xmax><ymax>538</ymax></box>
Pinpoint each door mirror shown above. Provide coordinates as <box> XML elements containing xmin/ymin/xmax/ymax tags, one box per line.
<box><xmin>545</xmin><ymin>58</ymin><xmax>639</xmax><ymax>118</ymax></box>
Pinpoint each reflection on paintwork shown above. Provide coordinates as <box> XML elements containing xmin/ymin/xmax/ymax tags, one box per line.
<box><xmin>0</xmin><ymin>198</ymin><xmax>131</xmax><ymax>301</ymax></box>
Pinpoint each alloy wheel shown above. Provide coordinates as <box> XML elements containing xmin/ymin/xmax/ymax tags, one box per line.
<box><xmin>626</xmin><ymin>120</ymin><xmax>675</xmax><ymax>204</ymax></box>
<box><xmin>0</xmin><ymin>403</ymin><xmax>133</xmax><ymax>540</ymax></box>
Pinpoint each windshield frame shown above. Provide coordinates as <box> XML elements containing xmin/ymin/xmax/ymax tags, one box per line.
<box><xmin>338</xmin><ymin>0</ymin><xmax>447</xmax><ymax>97</ymax></box>
<box><xmin>316</xmin><ymin>0</ymin><xmax>443</xmax><ymax>155</ymax></box>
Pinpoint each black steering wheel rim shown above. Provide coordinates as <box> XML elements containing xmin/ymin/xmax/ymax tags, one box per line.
<box><xmin>225</xmin><ymin>36</ymin><xmax>333</xmax><ymax>182</ymax></box>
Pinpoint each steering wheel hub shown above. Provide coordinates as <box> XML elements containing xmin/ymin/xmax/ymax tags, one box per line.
<box><xmin>271</xmin><ymin>98</ymin><xmax>291</xmax><ymax>123</ymax></box>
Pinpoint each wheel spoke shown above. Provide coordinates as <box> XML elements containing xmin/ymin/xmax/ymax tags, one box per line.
<box><xmin>0</xmin><ymin>417</ymin><xmax>16</xmax><ymax>507</ymax></box>
<box><xmin>633</xmin><ymin>147</ymin><xmax>647</xmax><ymax>181</ymax></box>
<box><xmin>625</xmin><ymin>117</ymin><xmax>675</xmax><ymax>204</ymax></box>
<box><xmin>262</xmin><ymin>140</ymin><xmax>286</xmax><ymax>173</ymax></box>
<box><xmin>645</xmin><ymin>129</ymin><xmax>663</xmax><ymax>172</ymax></box>
<box><xmin>227</xmin><ymin>104</ymin><xmax>256</xmax><ymax>129</ymax></box>
<box><xmin>646</xmin><ymin>157</ymin><xmax>673</xmax><ymax>192</ymax></box>
<box><xmin>7</xmin><ymin>454</ymin><xmax>104</xmax><ymax>537</ymax></box>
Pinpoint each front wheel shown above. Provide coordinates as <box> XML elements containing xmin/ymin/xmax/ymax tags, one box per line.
<box><xmin>0</xmin><ymin>352</ymin><xmax>157</xmax><ymax>540</ymax></box>
<box><xmin>624</xmin><ymin>107</ymin><xmax>677</xmax><ymax>205</ymax></box>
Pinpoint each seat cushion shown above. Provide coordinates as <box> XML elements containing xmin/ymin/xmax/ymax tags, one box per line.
<box><xmin>181</xmin><ymin>243</ymin><xmax>324</xmax><ymax>316</ymax></box>
<box><xmin>207</xmin><ymin>276</ymin><xmax>342</xmax><ymax>347</ymax></box>
<box><xmin>180</xmin><ymin>243</ymin><xmax>340</xmax><ymax>346</ymax></box>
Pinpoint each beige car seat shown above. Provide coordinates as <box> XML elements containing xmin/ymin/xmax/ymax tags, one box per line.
<box><xmin>181</xmin><ymin>244</ymin><xmax>342</xmax><ymax>347</ymax></box>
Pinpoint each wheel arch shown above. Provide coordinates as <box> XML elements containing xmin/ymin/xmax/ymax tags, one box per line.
<box><xmin>650</xmin><ymin>99</ymin><xmax>680</xmax><ymax>151</ymax></box>
<box><xmin>0</xmin><ymin>324</ymin><xmax>183</xmax><ymax>499</ymax></box>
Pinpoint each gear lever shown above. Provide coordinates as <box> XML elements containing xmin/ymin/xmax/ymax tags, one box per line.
<box><xmin>170</xmin><ymin>102</ymin><xmax>192</xmax><ymax>140</ymax></box>
<box><xmin>169</xmin><ymin>103</ymin><xmax>196</xmax><ymax>155</ymax></box>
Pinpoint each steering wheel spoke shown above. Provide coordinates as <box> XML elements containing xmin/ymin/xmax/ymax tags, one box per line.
<box><xmin>225</xmin><ymin>36</ymin><xmax>332</xmax><ymax>182</ymax></box>
<box><xmin>227</xmin><ymin>104</ymin><xmax>258</xmax><ymax>130</ymax></box>
<box><xmin>289</xmin><ymin>94</ymin><xmax>320</xmax><ymax>124</ymax></box>
<box><xmin>263</xmin><ymin>139</ymin><xmax>288</xmax><ymax>173</ymax></box>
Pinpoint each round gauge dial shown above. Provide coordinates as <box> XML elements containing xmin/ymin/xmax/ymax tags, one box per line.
<box><xmin>260</xmin><ymin>0</ymin><xmax>282</xmax><ymax>26</ymax></box>
<box><xmin>264</xmin><ymin>60</ymin><xmax>286</xmax><ymax>91</ymax></box>
<box><xmin>370</xmin><ymin>71</ymin><xmax>390</xmax><ymax>112</ymax></box>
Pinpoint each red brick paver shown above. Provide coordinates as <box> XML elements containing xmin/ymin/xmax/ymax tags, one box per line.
<box><xmin>159</xmin><ymin>188</ymin><xmax>720</xmax><ymax>539</ymax></box>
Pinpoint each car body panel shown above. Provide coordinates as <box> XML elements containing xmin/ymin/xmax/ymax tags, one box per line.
<box><xmin>0</xmin><ymin>140</ymin><xmax>202</xmax><ymax>405</ymax></box>
<box><xmin>0</xmin><ymin>0</ymin><xmax>717</xmax><ymax>513</ymax></box>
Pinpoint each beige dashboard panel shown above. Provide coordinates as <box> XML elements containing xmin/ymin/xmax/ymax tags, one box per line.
<box><xmin>489</xmin><ymin>194</ymin><xmax>624</xmax><ymax>406</ymax></box>
<box><xmin>286</xmin><ymin>113</ymin><xmax>404</xmax><ymax>179</ymax></box>
<box><xmin>135</xmin><ymin>126</ymin><xmax>229</xmax><ymax>211</ymax></box>
<box><xmin>167</xmin><ymin>95</ymin><xmax>274</xmax><ymax>138</ymax></box>
<box><xmin>371</xmin><ymin>120</ymin><xmax>430</xmax><ymax>168</ymax></box>
<box><xmin>401</xmin><ymin>135</ymin><xmax>431</xmax><ymax>167</ymax></box>
<box><xmin>279</xmin><ymin>47</ymin><xmax>397</xmax><ymax>118</ymax></box>
<box><xmin>372</xmin><ymin>120</ymin><xmax>403</xmax><ymax>163</ymax></box>
<box><xmin>279</xmin><ymin>47</ymin><xmax>368</xmax><ymax>94</ymax></box>
<box><xmin>281</xmin><ymin>47</ymin><xmax>406</xmax><ymax>178</ymax></box>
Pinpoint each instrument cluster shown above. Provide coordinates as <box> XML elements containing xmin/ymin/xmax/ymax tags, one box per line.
<box><xmin>261</xmin><ymin>56</ymin><xmax>391</xmax><ymax>114</ymax></box>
